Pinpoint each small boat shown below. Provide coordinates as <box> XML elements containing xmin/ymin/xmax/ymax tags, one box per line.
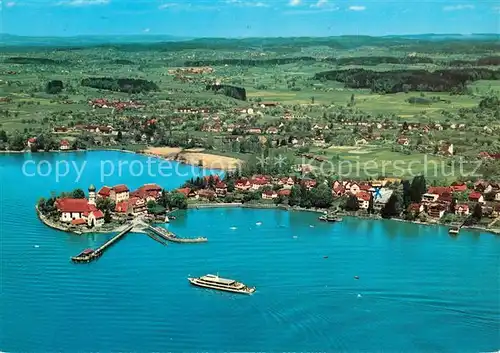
<box><xmin>165</xmin><ymin>216</ymin><xmax>170</xmax><ymax>223</ymax></box>
<box><xmin>318</xmin><ymin>213</ymin><xmax>343</xmax><ymax>223</ymax></box>
<box><xmin>188</xmin><ymin>274</ymin><xmax>256</xmax><ymax>294</ymax></box>
<box><xmin>449</xmin><ymin>227</ymin><xmax>460</xmax><ymax>235</ymax></box>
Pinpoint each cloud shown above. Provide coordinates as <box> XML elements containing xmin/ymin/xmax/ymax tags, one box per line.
<box><xmin>348</xmin><ymin>5</ymin><xmax>365</xmax><ymax>11</ymax></box>
<box><xmin>6</xmin><ymin>1</ymin><xmax>16</xmax><ymax>6</ymax></box>
<box><xmin>493</xmin><ymin>6</ymin><xmax>500</xmax><ymax>13</ymax></box>
<box><xmin>58</xmin><ymin>0</ymin><xmax>109</xmax><ymax>6</ymax></box>
<box><xmin>443</xmin><ymin>4</ymin><xmax>474</xmax><ymax>11</ymax></box>
<box><xmin>289</xmin><ymin>0</ymin><xmax>301</xmax><ymax>6</ymax></box>
<box><xmin>143</xmin><ymin>28</ymin><xmax>150</xmax><ymax>33</ymax></box>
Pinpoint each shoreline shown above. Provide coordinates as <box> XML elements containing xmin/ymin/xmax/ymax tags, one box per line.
<box><xmin>35</xmin><ymin>205</ymin><xmax>139</xmax><ymax>235</ymax></box>
<box><xmin>186</xmin><ymin>202</ymin><xmax>500</xmax><ymax>236</ymax></box>
<box><xmin>0</xmin><ymin>148</ymin><xmax>240</xmax><ymax>171</ymax></box>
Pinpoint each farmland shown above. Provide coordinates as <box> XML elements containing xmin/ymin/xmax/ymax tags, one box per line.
<box><xmin>0</xmin><ymin>35</ymin><xmax>499</xmax><ymax>179</ymax></box>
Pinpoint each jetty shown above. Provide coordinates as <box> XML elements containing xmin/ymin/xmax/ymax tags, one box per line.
<box><xmin>147</xmin><ymin>225</ymin><xmax>207</xmax><ymax>243</ymax></box>
<box><xmin>71</xmin><ymin>224</ymin><xmax>134</xmax><ymax>263</ymax></box>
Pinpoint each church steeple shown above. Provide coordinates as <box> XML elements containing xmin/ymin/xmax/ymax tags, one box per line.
<box><xmin>88</xmin><ymin>184</ymin><xmax>96</xmax><ymax>205</ymax></box>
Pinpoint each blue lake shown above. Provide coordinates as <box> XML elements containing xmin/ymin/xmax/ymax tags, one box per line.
<box><xmin>0</xmin><ymin>152</ymin><xmax>499</xmax><ymax>352</ymax></box>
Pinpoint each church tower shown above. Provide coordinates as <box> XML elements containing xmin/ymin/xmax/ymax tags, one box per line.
<box><xmin>88</xmin><ymin>184</ymin><xmax>96</xmax><ymax>205</ymax></box>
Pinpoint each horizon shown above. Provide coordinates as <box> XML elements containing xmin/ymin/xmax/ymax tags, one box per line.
<box><xmin>1</xmin><ymin>0</ymin><xmax>499</xmax><ymax>37</ymax></box>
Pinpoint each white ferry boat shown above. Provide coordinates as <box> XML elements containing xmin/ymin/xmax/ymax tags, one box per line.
<box><xmin>188</xmin><ymin>274</ymin><xmax>256</xmax><ymax>294</ymax></box>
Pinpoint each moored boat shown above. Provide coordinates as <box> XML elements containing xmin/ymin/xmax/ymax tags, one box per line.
<box><xmin>188</xmin><ymin>274</ymin><xmax>256</xmax><ymax>294</ymax></box>
<box><xmin>319</xmin><ymin>213</ymin><xmax>343</xmax><ymax>223</ymax></box>
<box><xmin>449</xmin><ymin>227</ymin><xmax>460</xmax><ymax>235</ymax></box>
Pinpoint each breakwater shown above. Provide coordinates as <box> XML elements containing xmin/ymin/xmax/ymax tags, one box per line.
<box><xmin>147</xmin><ymin>225</ymin><xmax>207</xmax><ymax>243</ymax></box>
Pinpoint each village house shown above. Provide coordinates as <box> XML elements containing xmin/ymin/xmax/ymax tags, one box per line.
<box><xmin>98</xmin><ymin>185</ymin><xmax>130</xmax><ymax>203</ymax></box>
<box><xmin>278</xmin><ymin>177</ymin><xmax>295</xmax><ymax>189</ymax></box>
<box><xmin>427</xmin><ymin>204</ymin><xmax>446</xmax><ymax>219</ymax></box>
<box><xmin>357</xmin><ymin>191</ymin><xmax>371</xmax><ymax>210</ymax></box>
<box><xmin>55</xmin><ymin>196</ymin><xmax>104</xmax><ymax>228</ymax></box>
<box><xmin>197</xmin><ymin>189</ymin><xmax>216</xmax><ymax>200</ymax></box>
<box><xmin>215</xmin><ymin>182</ymin><xmax>228</xmax><ymax>196</ymax></box>
<box><xmin>27</xmin><ymin>137</ymin><xmax>37</xmax><ymax>148</ymax></box>
<box><xmin>235</xmin><ymin>179</ymin><xmax>252</xmax><ymax>191</ymax></box>
<box><xmin>262</xmin><ymin>190</ymin><xmax>278</xmax><ymax>200</ymax></box>
<box><xmin>451</xmin><ymin>182</ymin><xmax>467</xmax><ymax>192</ymax></box>
<box><xmin>266</xmin><ymin>127</ymin><xmax>279</xmax><ymax>135</ymax></box>
<box><xmin>409</xmin><ymin>203</ymin><xmax>424</xmax><ymax>214</ymax></box>
<box><xmin>439</xmin><ymin>143</ymin><xmax>454</xmax><ymax>156</ymax></box>
<box><xmin>373</xmin><ymin>188</ymin><xmax>394</xmax><ymax>211</ymax></box>
<box><xmin>455</xmin><ymin>204</ymin><xmax>470</xmax><ymax>216</ymax></box>
<box><xmin>301</xmin><ymin>179</ymin><xmax>317</xmax><ymax>190</ymax></box>
<box><xmin>176</xmin><ymin>187</ymin><xmax>191</xmax><ymax>197</ymax></box>
<box><xmin>115</xmin><ymin>197</ymin><xmax>147</xmax><ymax>216</ymax></box>
<box><xmin>278</xmin><ymin>189</ymin><xmax>291</xmax><ymax>197</ymax></box>
<box><xmin>469</xmin><ymin>191</ymin><xmax>484</xmax><ymax>204</ymax></box>
<box><xmin>53</xmin><ymin>126</ymin><xmax>68</xmax><ymax>133</ymax></box>
<box><xmin>59</xmin><ymin>140</ymin><xmax>70</xmax><ymax>151</ymax></box>
<box><xmin>396</xmin><ymin>137</ymin><xmax>410</xmax><ymax>146</ymax></box>
<box><xmin>246</xmin><ymin>127</ymin><xmax>262</xmax><ymax>134</ymax></box>
<box><xmin>131</xmin><ymin>183</ymin><xmax>162</xmax><ymax>202</ymax></box>
<box><xmin>259</xmin><ymin>102</ymin><xmax>279</xmax><ymax>108</ymax></box>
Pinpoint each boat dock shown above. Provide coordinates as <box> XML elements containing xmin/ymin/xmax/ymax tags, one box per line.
<box><xmin>147</xmin><ymin>225</ymin><xmax>207</xmax><ymax>243</ymax></box>
<box><xmin>71</xmin><ymin>224</ymin><xmax>134</xmax><ymax>263</ymax></box>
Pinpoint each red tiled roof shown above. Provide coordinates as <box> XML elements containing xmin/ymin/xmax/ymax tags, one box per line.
<box><xmin>451</xmin><ymin>182</ymin><xmax>467</xmax><ymax>192</ymax></box>
<box><xmin>141</xmin><ymin>183</ymin><xmax>162</xmax><ymax>192</ymax></box>
<box><xmin>92</xmin><ymin>210</ymin><xmax>104</xmax><ymax>219</ymax></box>
<box><xmin>263</xmin><ymin>190</ymin><xmax>275</xmax><ymax>196</ymax></box>
<box><xmin>216</xmin><ymin>182</ymin><xmax>227</xmax><ymax>189</ymax></box>
<box><xmin>60</xmin><ymin>139</ymin><xmax>70</xmax><ymax>146</ymax></box>
<box><xmin>427</xmin><ymin>186</ymin><xmax>453</xmax><ymax>196</ymax></box>
<box><xmin>278</xmin><ymin>189</ymin><xmax>291</xmax><ymax>196</ymax></box>
<box><xmin>56</xmin><ymin>198</ymin><xmax>91</xmax><ymax>213</ymax></box>
<box><xmin>469</xmin><ymin>192</ymin><xmax>483</xmax><ymax>200</ymax></box>
<box><xmin>357</xmin><ymin>191</ymin><xmax>371</xmax><ymax>202</ymax></box>
<box><xmin>176</xmin><ymin>188</ymin><xmax>191</xmax><ymax>196</ymax></box>
<box><xmin>98</xmin><ymin>186</ymin><xmax>111</xmax><ymax>197</ymax></box>
<box><xmin>28</xmin><ymin>137</ymin><xmax>37</xmax><ymax>143</ymax></box>
<box><xmin>115</xmin><ymin>201</ymin><xmax>129</xmax><ymax>213</ymax></box>
<box><xmin>113</xmin><ymin>184</ymin><xmax>129</xmax><ymax>193</ymax></box>
<box><xmin>455</xmin><ymin>204</ymin><xmax>469</xmax><ymax>211</ymax></box>
<box><xmin>409</xmin><ymin>203</ymin><xmax>422</xmax><ymax>211</ymax></box>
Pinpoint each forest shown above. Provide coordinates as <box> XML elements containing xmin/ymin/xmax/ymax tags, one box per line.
<box><xmin>314</xmin><ymin>68</ymin><xmax>500</xmax><ymax>93</ymax></box>
<box><xmin>206</xmin><ymin>84</ymin><xmax>247</xmax><ymax>101</ymax></box>
<box><xmin>80</xmin><ymin>77</ymin><xmax>159</xmax><ymax>93</ymax></box>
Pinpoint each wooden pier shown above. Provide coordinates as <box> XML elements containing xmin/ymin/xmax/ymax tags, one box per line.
<box><xmin>71</xmin><ymin>224</ymin><xmax>134</xmax><ymax>263</ymax></box>
<box><xmin>147</xmin><ymin>225</ymin><xmax>207</xmax><ymax>243</ymax></box>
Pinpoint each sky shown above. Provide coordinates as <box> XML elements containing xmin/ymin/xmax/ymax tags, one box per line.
<box><xmin>0</xmin><ymin>0</ymin><xmax>499</xmax><ymax>37</ymax></box>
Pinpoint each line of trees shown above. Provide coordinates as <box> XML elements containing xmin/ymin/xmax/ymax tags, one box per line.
<box><xmin>314</xmin><ymin>68</ymin><xmax>500</xmax><ymax>93</ymax></box>
<box><xmin>81</xmin><ymin>77</ymin><xmax>159</xmax><ymax>93</ymax></box>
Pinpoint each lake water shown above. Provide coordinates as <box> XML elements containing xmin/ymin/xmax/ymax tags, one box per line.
<box><xmin>0</xmin><ymin>152</ymin><xmax>499</xmax><ymax>352</ymax></box>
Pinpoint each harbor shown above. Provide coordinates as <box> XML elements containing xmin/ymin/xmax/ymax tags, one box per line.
<box><xmin>71</xmin><ymin>224</ymin><xmax>134</xmax><ymax>263</ymax></box>
<box><xmin>71</xmin><ymin>220</ymin><xmax>207</xmax><ymax>263</ymax></box>
<box><xmin>146</xmin><ymin>225</ymin><xmax>208</xmax><ymax>243</ymax></box>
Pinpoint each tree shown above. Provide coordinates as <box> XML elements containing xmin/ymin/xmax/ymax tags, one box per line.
<box><xmin>345</xmin><ymin>195</ymin><xmax>359</xmax><ymax>211</ymax></box>
<box><xmin>227</xmin><ymin>180</ymin><xmax>235</xmax><ymax>192</ymax></box>
<box><xmin>96</xmin><ymin>197</ymin><xmax>115</xmax><ymax>213</ymax></box>
<box><xmin>0</xmin><ymin>130</ymin><xmax>8</xmax><ymax>143</ymax></box>
<box><xmin>9</xmin><ymin>134</ymin><xmax>25</xmax><ymax>151</ymax></box>
<box><xmin>472</xmin><ymin>203</ymin><xmax>483</xmax><ymax>222</ymax></box>
<box><xmin>381</xmin><ymin>192</ymin><xmax>403</xmax><ymax>219</ymax></box>
<box><xmin>368</xmin><ymin>192</ymin><xmax>375</xmax><ymax>214</ymax></box>
<box><xmin>104</xmin><ymin>210</ymin><xmax>112</xmax><ymax>223</ymax></box>
<box><xmin>409</xmin><ymin>175</ymin><xmax>426</xmax><ymax>203</ymax></box>
<box><xmin>170</xmin><ymin>192</ymin><xmax>188</xmax><ymax>209</ymax></box>
<box><xmin>288</xmin><ymin>185</ymin><xmax>301</xmax><ymax>207</ymax></box>
<box><xmin>72</xmin><ymin>189</ymin><xmax>85</xmax><ymax>199</ymax></box>
<box><xmin>116</xmin><ymin>131</ymin><xmax>123</xmax><ymax>141</ymax></box>
<box><xmin>309</xmin><ymin>184</ymin><xmax>333</xmax><ymax>208</ymax></box>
